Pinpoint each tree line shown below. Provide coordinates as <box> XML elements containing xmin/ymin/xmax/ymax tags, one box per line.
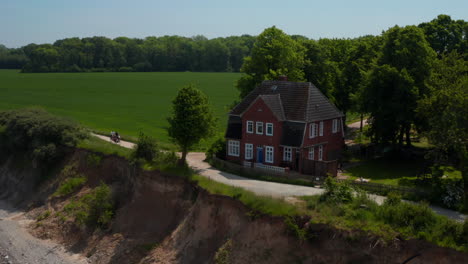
<box><xmin>0</xmin><ymin>35</ymin><xmax>256</xmax><ymax>72</ymax></box>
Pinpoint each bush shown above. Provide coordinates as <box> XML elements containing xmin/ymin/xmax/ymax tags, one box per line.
<box><xmin>53</xmin><ymin>176</ymin><xmax>86</xmax><ymax>197</ymax></box>
<box><xmin>63</xmin><ymin>182</ymin><xmax>114</xmax><ymax>228</ymax></box>
<box><xmin>131</xmin><ymin>132</ymin><xmax>158</xmax><ymax>162</ymax></box>
<box><xmin>0</xmin><ymin>108</ymin><xmax>87</xmax><ymax>163</ymax></box>
<box><xmin>320</xmin><ymin>177</ymin><xmax>354</xmax><ymax>203</ymax></box>
<box><xmin>206</xmin><ymin>137</ymin><xmax>226</xmax><ymax>161</ymax></box>
<box><xmin>133</xmin><ymin>62</ymin><xmax>152</xmax><ymax>72</ymax></box>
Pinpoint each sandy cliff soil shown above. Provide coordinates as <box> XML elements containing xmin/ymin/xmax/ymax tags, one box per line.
<box><xmin>0</xmin><ymin>150</ymin><xmax>467</xmax><ymax>264</ymax></box>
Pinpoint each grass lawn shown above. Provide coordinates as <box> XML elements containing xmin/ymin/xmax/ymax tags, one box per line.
<box><xmin>0</xmin><ymin>70</ymin><xmax>241</xmax><ymax>149</ymax></box>
<box><xmin>343</xmin><ymin>157</ymin><xmax>462</xmax><ymax>187</ymax></box>
<box><xmin>343</xmin><ymin>158</ymin><xmax>425</xmax><ymax>186</ymax></box>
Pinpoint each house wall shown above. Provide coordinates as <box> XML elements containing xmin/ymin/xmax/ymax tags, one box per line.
<box><xmin>302</xmin><ymin>118</ymin><xmax>344</xmax><ymax>161</ymax></box>
<box><xmin>226</xmin><ymin>98</ymin><xmax>283</xmax><ymax>166</ymax></box>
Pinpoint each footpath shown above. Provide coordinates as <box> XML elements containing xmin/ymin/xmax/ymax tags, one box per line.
<box><xmin>92</xmin><ymin>134</ymin><xmax>467</xmax><ymax>222</ymax></box>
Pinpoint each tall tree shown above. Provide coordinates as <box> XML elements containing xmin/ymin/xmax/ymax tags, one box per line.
<box><xmin>418</xmin><ymin>14</ymin><xmax>467</xmax><ymax>56</ymax></box>
<box><xmin>167</xmin><ymin>84</ymin><xmax>216</xmax><ymax>164</ymax></box>
<box><xmin>236</xmin><ymin>26</ymin><xmax>306</xmax><ymax>98</ymax></box>
<box><xmin>417</xmin><ymin>52</ymin><xmax>468</xmax><ymax>208</ymax></box>
<box><xmin>365</xmin><ymin>26</ymin><xmax>436</xmax><ymax>147</ymax></box>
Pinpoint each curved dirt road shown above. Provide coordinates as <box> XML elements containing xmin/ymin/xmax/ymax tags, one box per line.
<box><xmin>92</xmin><ymin>134</ymin><xmax>467</xmax><ymax>222</ymax></box>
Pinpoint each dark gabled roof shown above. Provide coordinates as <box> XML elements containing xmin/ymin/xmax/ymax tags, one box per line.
<box><xmin>225</xmin><ymin>115</ymin><xmax>242</xmax><ymax>139</ymax></box>
<box><xmin>306</xmin><ymin>83</ymin><xmax>344</xmax><ymax>122</ymax></box>
<box><xmin>280</xmin><ymin>121</ymin><xmax>306</xmax><ymax>147</ymax></box>
<box><xmin>259</xmin><ymin>94</ymin><xmax>286</xmax><ymax>120</ymax></box>
<box><xmin>230</xmin><ymin>80</ymin><xmax>343</xmax><ymax>122</ymax></box>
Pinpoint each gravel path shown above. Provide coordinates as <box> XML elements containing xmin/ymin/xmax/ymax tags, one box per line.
<box><xmin>92</xmin><ymin>134</ymin><xmax>466</xmax><ymax>222</ymax></box>
<box><xmin>0</xmin><ymin>201</ymin><xmax>88</xmax><ymax>264</ymax></box>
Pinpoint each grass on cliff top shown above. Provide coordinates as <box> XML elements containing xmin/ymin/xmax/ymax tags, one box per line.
<box><xmin>77</xmin><ymin>136</ymin><xmax>132</xmax><ymax>158</ymax></box>
<box><xmin>191</xmin><ymin>174</ymin><xmax>301</xmax><ymax>217</ymax></box>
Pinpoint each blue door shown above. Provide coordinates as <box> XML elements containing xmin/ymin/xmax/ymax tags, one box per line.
<box><xmin>257</xmin><ymin>147</ymin><xmax>263</xmax><ymax>163</ymax></box>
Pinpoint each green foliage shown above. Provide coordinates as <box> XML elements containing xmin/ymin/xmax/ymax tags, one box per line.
<box><xmin>53</xmin><ymin>176</ymin><xmax>86</xmax><ymax>197</ymax></box>
<box><xmin>321</xmin><ymin>177</ymin><xmax>354</xmax><ymax>203</ymax></box>
<box><xmin>86</xmin><ymin>153</ymin><xmax>102</xmax><ymax>167</ymax></box>
<box><xmin>131</xmin><ymin>132</ymin><xmax>158</xmax><ymax>162</ymax></box>
<box><xmin>416</xmin><ymin>51</ymin><xmax>468</xmax><ymax>208</ymax></box>
<box><xmin>237</xmin><ymin>26</ymin><xmax>306</xmax><ymax>98</ymax></box>
<box><xmin>168</xmin><ymin>84</ymin><xmax>216</xmax><ymax>162</ymax></box>
<box><xmin>63</xmin><ymin>182</ymin><xmax>114</xmax><ymax>228</ymax></box>
<box><xmin>18</xmin><ymin>35</ymin><xmax>256</xmax><ymax>73</ymax></box>
<box><xmin>214</xmin><ymin>239</ymin><xmax>233</xmax><ymax>264</ymax></box>
<box><xmin>0</xmin><ymin>108</ymin><xmax>87</xmax><ymax>163</ymax></box>
<box><xmin>36</xmin><ymin>210</ymin><xmax>51</xmax><ymax>221</ymax></box>
<box><xmin>364</xmin><ymin>25</ymin><xmax>436</xmax><ymax>147</ymax></box>
<box><xmin>206</xmin><ymin>136</ymin><xmax>226</xmax><ymax>161</ymax></box>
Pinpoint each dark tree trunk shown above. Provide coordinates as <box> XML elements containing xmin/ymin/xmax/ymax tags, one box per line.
<box><xmin>360</xmin><ymin>114</ymin><xmax>364</xmax><ymax>132</ymax></box>
<box><xmin>405</xmin><ymin>125</ymin><xmax>412</xmax><ymax>147</ymax></box>
<box><xmin>179</xmin><ymin>147</ymin><xmax>188</xmax><ymax>166</ymax></box>
<box><xmin>398</xmin><ymin>126</ymin><xmax>405</xmax><ymax>148</ymax></box>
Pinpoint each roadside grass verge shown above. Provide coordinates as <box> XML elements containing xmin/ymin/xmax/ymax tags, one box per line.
<box><xmin>78</xmin><ymin>136</ymin><xmax>132</xmax><ymax>158</ymax></box>
<box><xmin>190</xmin><ymin>174</ymin><xmax>301</xmax><ymax>217</ymax></box>
<box><xmin>301</xmin><ymin>181</ymin><xmax>468</xmax><ymax>251</ymax></box>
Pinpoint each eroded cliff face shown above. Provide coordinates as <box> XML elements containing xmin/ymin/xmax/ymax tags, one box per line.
<box><xmin>1</xmin><ymin>149</ymin><xmax>467</xmax><ymax>264</ymax></box>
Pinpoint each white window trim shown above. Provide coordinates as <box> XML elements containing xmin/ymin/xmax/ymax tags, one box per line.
<box><xmin>318</xmin><ymin>145</ymin><xmax>323</xmax><ymax>161</ymax></box>
<box><xmin>265</xmin><ymin>146</ymin><xmax>274</xmax><ymax>163</ymax></box>
<box><xmin>309</xmin><ymin>123</ymin><xmax>317</xmax><ymax>138</ymax></box>
<box><xmin>319</xmin><ymin>121</ymin><xmax>324</xmax><ymax>136</ymax></box>
<box><xmin>266</xmin><ymin>123</ymin><xmax>273</xmax><ymax>136</ymax></box>
<box><xmin>246</xmin><ymin>121</ymin><xmax>253</xmax><ymax>134</ymax></box>
<box><xmin>245</xmin><ymin>143</ymin><xmax>253</xmax><ymax>160</ymax></box>
<box><xmin>228</xmin><ymin>140</ymin><xmax>240</xmax><ymax>157</ymax></box>
<box><xmin>283</xmin><ymin>147</ymin><xmax>292</xmax><ymax>162</ymax></box>
<box><xmin>308</xmin><ymin>147</ymin><xmax>314</xmax><ymax>160</ymax></box>
<box><xmin>256</xmin><ymin>122</ymin><xmax>264</xmax><ymax>135</ymax></box>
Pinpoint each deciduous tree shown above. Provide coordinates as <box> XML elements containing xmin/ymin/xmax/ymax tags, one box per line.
<box><xmin>167</xmin><ymin>84</ymin><xmax>216</xmax><ymax>164</ymax></box>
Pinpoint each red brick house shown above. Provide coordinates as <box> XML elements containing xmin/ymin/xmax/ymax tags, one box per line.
<box><xmin>225</xmin><ymin>79</ymin><xmax>344</xmax><ymax>174</ymax></box>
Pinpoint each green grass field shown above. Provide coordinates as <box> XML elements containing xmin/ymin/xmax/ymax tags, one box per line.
<box><xmin>0</xmin><ymin>70</ymin><xmax>241</xmax><ymax>149</ymax></box>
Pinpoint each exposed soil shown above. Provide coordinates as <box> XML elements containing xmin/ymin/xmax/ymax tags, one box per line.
<box><xmin>0</xmin><ymin>149</ymin><xmax>467</xmax><ymax>263</ymax></box>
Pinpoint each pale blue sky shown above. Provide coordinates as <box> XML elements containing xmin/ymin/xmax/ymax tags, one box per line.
<box><xmin>1</xmin><ymin>0</ymin><xmax>467</xmax><ymax>48</ymax></box>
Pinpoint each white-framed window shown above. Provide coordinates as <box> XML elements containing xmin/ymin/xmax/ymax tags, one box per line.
<box><xmin>308</xmin><ymin>147</ymin><xmax>314</xmax><ymax>160</ymax></box>
<box><xmin>283</xmin><ymin>147</ymin><xmax>292</xmax><ymax>161</ymax></box>
<box><xmin>266</xmin><ymin>123</ymin><xmax>273</xmax><ymax>136</ymax></box>
<box><xmin>319</xmin><ymin>121</ymin><xmax>324</xmax><ymax>136</ymax></box>
<box><xmin>265</xmin><ymin>146</ymin><xmax>274</xmax><ymax>163</ymax></box>
<box><xmin>309</xmin><ymin>123</ymin><xmax>317</xmax><ymax>138</ymax></box>
<box><xmin>318</xmin><ymin>145</ymin><xmax>323</xmax><ymax>161</ymax></box>
<box><xmin>228</xmin><ymin>140</ymin><xmax>240</xmax><ymax>157</ymax></box>
<box><xmin>256</xmin><ymin>122</ymin><xmax>263</xmax><ymax>135</ymax></box>
<box><xmin>245</xmin><ymin>143</ymin><xmax>253</xmax><ymax>160</ymax></box>
<box><xmin>246</xmin><ymin>121</ymin><xmax>254</xmax><ymax>133</ymax></box>
<box><xmin>332</xmin><ymin>119</ymin><xmax>338</xmax><ymax>133</ymax></box>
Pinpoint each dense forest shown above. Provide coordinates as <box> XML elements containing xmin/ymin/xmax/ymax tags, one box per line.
<box><xmin>0</xmin><ymin>15</ymin><xmax>465</xmax><ymax>74</ymax></box>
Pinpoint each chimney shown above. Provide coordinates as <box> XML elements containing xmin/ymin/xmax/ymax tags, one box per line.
<box><xmin>278</xmin><ymin>75</ymin><xmax>288</xmax><ymax>81</ymax></box>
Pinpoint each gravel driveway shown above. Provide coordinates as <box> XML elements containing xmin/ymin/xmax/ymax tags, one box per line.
<box><xmin>0</xmin><ymin>201</ymin><xmax>88</xmax><ymax>264</ymax></box>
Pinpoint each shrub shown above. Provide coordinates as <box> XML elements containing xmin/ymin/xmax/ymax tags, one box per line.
<box><xmin>0</xmin><ymin>108</ymin><xmax>87</xmax><ymax>163</ymax></box>
<box><xmin>53</xmin><ymin>176</ymin><xmax>86</xmax><ymax>197</ymax></box>
<box><xmin>206</xmin><ymin>137</ymin><xmax>226</xmax><ymax>161</ymax></box>
<box><xmin>131</xmin><ymin>132</ymin><xmax>158</xmax><ymax>162</ymax></box>
<box><xmin>118</xmin><ymin>66</ymin><xmax>134</xmax><ymax>72</ymax></box>
<box><xmin>86</xmin><ymin>153</ymin><xmax>102</xmax><ymax>167</ymax></box>
<box><xmin>320</xmin><ymin>177</ymin><xmax>354</xmax><ymax>203</ymax></box>
<box><xmin>63</xmin><ymin>182</ymin><xmax>114</xmax><ymax>228</ymax></box>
